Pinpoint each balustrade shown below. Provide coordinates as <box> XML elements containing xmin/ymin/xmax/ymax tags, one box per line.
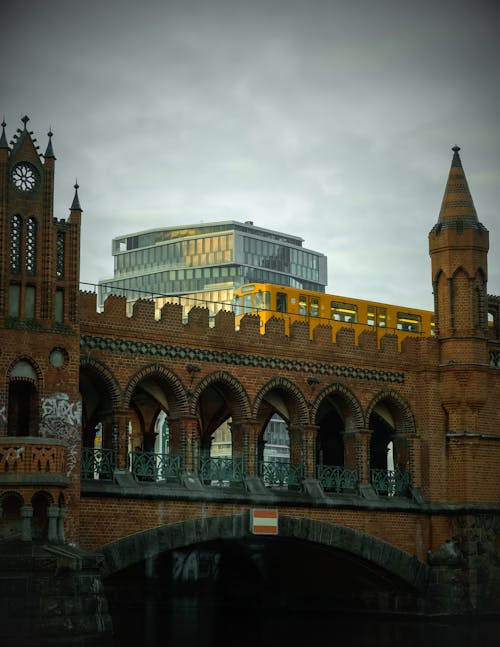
<box><xmin>0</xmin><ymin>437</ymin><xmax>67</xmax><ymax>478</ymax></box>
<box><xmin>259</xmin><ymin>460</ymin><xmax>304</xmax><ymax>489</ymax></box>
<box><xmin>370</xmin><ymin>467</ymin><xmax>410</xmax><ymax>496</ymax></box>
<box><xmin>81</xmin><ymin>447</ymin><xmax>116</xmax><ymax>480</ymax></box>
<box><xmin>198</xmin><ymin>456</ymin><xmax>245</xmax><ymax>487</ymax></box>
<box><xmin>316</xmin><ymin>464</ymin><xmax>359</xmax><ymax>492</ymax></box>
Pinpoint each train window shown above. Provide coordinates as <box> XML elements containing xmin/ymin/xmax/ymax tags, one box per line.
<box><xmin>276</xmin><ymin>292</ymin><xmax>288</xmax><ymax>313</ymax></box>
<box><xmin>367</xmin><ymin>306</ymin><xmax>386</xmax><ymax>327</ymax></box>
<box><xmin>254</xmin><ymin>290</ymin><xmax>270</xmax><ymax>311</ymax></box>
<box><xmin>299</xmin><ymin>295</ymin><xmax>307</xmax><ymax>316</ymax></box>
<box><xmin>244</xmin><ymin>294</ymin><xmax>253</xmax><ymax>314</ymax></box>
<box><xmin>397</xmin><ymin>312</ymin><xmax>421</xmax><ymax>332</ymax></box>
<box><xmin>431</xmin><ymin>316</ymin><xmax>436</xmax><ymax>335</ymax></box>
<box><xmin>311</xmin><ymin>298</ymin><xmax>319</xmax><ymax>317</ymax></box>
<box><xmin>331</xmin><ymin>301</ymin><xmax>357</xmax><ymax>323</ymax></box>
<box><xmin>240</xmin><ymin>284</ymin><xmax>255</xmax><ymax>293</ymax></box>
<box><xmin>233</xmin><ymin>295</ymin><xmax>242</xmax><ymax>316</ymax></box>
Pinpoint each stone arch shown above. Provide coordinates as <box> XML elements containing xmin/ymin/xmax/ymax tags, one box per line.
<box><xmin>123</xmin><ymin>363</ymin><xmax>189</xmax><ymax>416</ymax></box>
<box><xmin>310</xmin><ymin>383</ymin><xmax>364</xmax><ymax>430</ymax></box>
<box><xmin>0</xmin><ymin>490</ymin><xmax>24</xmax><ymax>540</ymax></box>
<box><xmin>252</xmin><ymin>376</ymin><xmax>309</xmax><ymax>424</ymax></box>
<box><xmin>189</xmin><ymin>370</ymin><xmax>251</xmax><ymax>421</ymax></box>
<box><xmin>98</xmin><ymin>514</ymin><xmax>428</xmax><ymax>593</ymax></box>
<box><xmin>365</xmin><ymin>390</ymin><xmax>416</xmax><ymax>436</ymax></box>
<box><xmin>80</xmin><ymin>357</ymin><xmax>122</xmax><ymax>448</ymax></box>
<box><xmin>7</xmin><ymin>356</ymin><xmax>43</xmax><ymax>437</ymax></box>
<box><xmin>80</xmin><ymin>357</ymin><xmax>121</xmax><ymax>408</ymax></box>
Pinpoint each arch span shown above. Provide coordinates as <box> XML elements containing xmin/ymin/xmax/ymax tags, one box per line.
<box><xmin>98</xmin><ymin>514</ymin><xmax>429</xmax><ymax>592</ymax></box>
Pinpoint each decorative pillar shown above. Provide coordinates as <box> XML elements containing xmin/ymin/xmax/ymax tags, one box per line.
<box><xmin>57</xmin><ymin>507</ymin><xmax>66</xmax><ymax>543</ymax></box>
<box><xmin>302</xmin><ymin>424</ymin><xmax>319</xmax><ymax>478</ymax></box>
<box><xmin>180</xmin><ymin>415</ymin><xmax>200</xmax><ymax>473</ymax></box>
<box><xmin>47</xmin><ymin>507</ymin><xmax>59</xmax><ymax>543</ymax></box>
<box><xmin>341</xmin><ymin>430</ymin><xmax>358</xmax><ymax>470</ymax></box>
<box><xmin>393</xmin><ymin>432</ymin><xmax>409</xmax><ymax>472</ymax></box>
<box><xmin>113</xmin><ymin>409</ymin><xmax>131</xmax><ymax>469</ymax></box>
<box><xmin>20</xmin><ymin>505</ymin><xmax>33</xmax><ymax>542</ymax></box>
<box><xmin>240</xmin><ymin>420</ymin><xmax>260</xmax><ymax>476</ymax></box>
<box><xmin>356</xmin><ymin>427</ymin><xmax>372</xmax><ymax>484</ymax></box>
<box><xmin>407</xmin><ymin>434</ymin><xmax>422</xmax><ymax>489</ymax></box>
<box><xmin>288</xmin><ymin>423</ymin><xmax>303</xmax><ymax>467</ymax></box>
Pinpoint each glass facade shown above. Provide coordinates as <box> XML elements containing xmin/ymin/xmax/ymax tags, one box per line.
<box><xmin>98</xmin><ymin>220</ymin><xmax>327</xmax><ymax>314</ymax></box>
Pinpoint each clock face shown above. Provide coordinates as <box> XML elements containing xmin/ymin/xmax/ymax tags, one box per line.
<box><xmin>11</xmin><ymin>162</ymin><xmax>39</xmax><ymax>192</ymax></box>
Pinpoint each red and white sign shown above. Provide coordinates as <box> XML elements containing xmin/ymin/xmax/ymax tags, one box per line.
<box><xmin>251</xmin><ymin>508</ymin><xmax>278</xmax><ymax>535</ymax></box>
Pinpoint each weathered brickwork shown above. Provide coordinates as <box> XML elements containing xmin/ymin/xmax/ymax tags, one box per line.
<box><xmin>0</xmin><ymin>121</ymin><xmax>499</xmax><ymax>633</ymax></box>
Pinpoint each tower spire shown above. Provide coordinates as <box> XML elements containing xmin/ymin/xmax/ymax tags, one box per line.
<box><xmin>0</xmin><ymin>118</ymin><xmax>8</xmax><ymax>149</ymax></box>
<box><xmin>44</xmin><ymin>129</ymin><xmax>55</xmax><ymax>159</ymax></box>
<box><xmin>70</xmin><ymin>180</ymin><xmax>82</xmax><ymax>212</ymax></box>
<box><xmin>436</xmin><ymin>145</ymin><xmax>481</xmax><ymax>229</ymax></box>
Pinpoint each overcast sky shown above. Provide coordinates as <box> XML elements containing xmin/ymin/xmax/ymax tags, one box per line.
<box><xmin>3</xmin><ymin>0</ymin><xmax>499</xmax><ymax>311</ymax></box>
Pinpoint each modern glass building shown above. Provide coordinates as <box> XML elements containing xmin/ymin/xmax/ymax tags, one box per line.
<box><xmin>97</xmin><ymin>220</ymin><xmax>327</xmax><ymax>317</ymax></box>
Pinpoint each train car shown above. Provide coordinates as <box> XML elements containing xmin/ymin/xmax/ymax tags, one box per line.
<box><xmin>233</xmin><ymin>283</ymin><xmax>435</xmax><ymax>344</ymax></box>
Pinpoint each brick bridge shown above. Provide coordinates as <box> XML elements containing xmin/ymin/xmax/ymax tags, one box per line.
<box><xmin>1</xmin><ymin>120</ymin><xmax>499</xmax><ymax>644</ymax></box>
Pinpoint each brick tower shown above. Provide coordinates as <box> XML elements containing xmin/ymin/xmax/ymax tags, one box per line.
<box><xmin>0</xmin><ymin>116</ymin><xmax>82</xmax><ymax>542</ymax></box>
<box><xmin>429</xmin><ymin>146</ymin><xmax>491</xmax><ymax>501</ymax></box>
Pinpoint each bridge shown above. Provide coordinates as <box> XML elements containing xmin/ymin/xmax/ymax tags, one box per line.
<box><xmin>0</xmin><ymin>120</ymin><xmax>499</xmax><ymax>645</ymax></box>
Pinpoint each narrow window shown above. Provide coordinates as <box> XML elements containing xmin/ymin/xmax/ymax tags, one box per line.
<box><xmin>26</xmin><ymin>217</ymin><xmax>37</xmax><ymax>275</ymax></box>
<box><xmin>55</xmin><ymin>288</ymin><xmax>64</xmax><ymax>323</ymax></box>
<box><xmin>8</xmin><ymin>284</ymin><xmax>21</xmax><ymax>318</ymax></box>
<box><xmin>10</xmin><ymin>215</ymin><xmax>22</xmax><ymax>274</ymax></box>
<box><xmin>56</xmin><ymin>231</ymin><xmax>65</xmax><ymax>280</ymax></box>
<box><xmin>24</xmin><ymin>286</ymin><xmax>36</xmax><ymax>320</ymax></box>
<box><xmin>276</xmin><ymin>292</ymin><xmax>288</xmax><ymax>313</ymax></box>
<box><xmin>331</xmin><ymin>301</ymin><xmax>357</xmax><ymax>323</ymax></box>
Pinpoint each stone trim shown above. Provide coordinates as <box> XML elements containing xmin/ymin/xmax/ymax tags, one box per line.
<box><xmin>80</xmin><ymin>335</ymin><xmax>404</xmax><ymax>384</ymax></box>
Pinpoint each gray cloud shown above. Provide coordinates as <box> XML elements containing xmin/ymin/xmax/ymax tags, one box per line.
<box><xmin>2</xmin><ymin>0</ymin><xmax>499</xmax><ymax>310</ymax></box>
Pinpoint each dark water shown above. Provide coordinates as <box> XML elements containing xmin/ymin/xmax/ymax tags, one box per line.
<box><xmin>108</xmin><ymin>590</ymin><xmax>499</xmax><ymax>647</ymax></box>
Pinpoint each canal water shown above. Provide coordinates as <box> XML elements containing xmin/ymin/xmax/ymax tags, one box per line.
<box><xmin>106</xmin><ymin>587</ymin><xmax>500</xmax><ymax>647</ymax></box>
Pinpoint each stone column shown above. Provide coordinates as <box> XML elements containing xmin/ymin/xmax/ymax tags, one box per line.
<box><xmin>180</xmin><ymin>415</ymin><xmax>200</xmax><ymax>473</ymax></box>
<box><xmin>240</xmin><ymin>420</ymin><xmax>261</xmax><ymax>476</ymax></box>
<box><xmin>57</xmin><ymin>507</ymin><xmax>66</xmax><ymax>543</ymax></box>
<box><xmin>356</xmin><ymin>427</ymin><xmax>372</xmax><ymax>484</ymax></box>
<box><xmin>113</xmin><ymin>409</ymin><xmax>131</xmax><ymax>470</ymax></box>
<box><xmin>302</xmin><ymin>424</ymin><xmax>319</xmax><ymax>478</ymax></box>
<box><xmin>342</xmin><ymin>430</ymin><xmax>358</xmax><ymax>470</ymax></box>
<box><xmin>20</xmin><ymin>505</ymin><xmax>33</xmax><ymax>542</ymax></box>
<box><xmin>47</xmin><ymin>507</ymin><xmax>59</xmax><ymax>543</ymax></box>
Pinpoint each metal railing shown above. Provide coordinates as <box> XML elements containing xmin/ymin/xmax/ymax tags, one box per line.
<box><xmin>198</xmin><ymin>456</ymin><xmax>245</xmax><ymax>487</ymax></box>
<box><xmin>130</xmin><ymin>451</ymin><xmax>183</xmax><ymax>483</ymax></box>
<box><xmin>317</xmin><ymin>464</ymin><xmax>359</xmax><ymax>493</ymax></box>
<box><xmin>81</xmin><ymin>447</ymin><xmax>116</xmax><ymax>480</ymax></box>
<box><xmin>370</xmin><ymin>467</ymin><xmax>410</xmax><ymax>496</ymax></box>
<box><xmin>259</xmin><ymin>460</ymin><xmax>304</xmax><ymax>489</ymax></box>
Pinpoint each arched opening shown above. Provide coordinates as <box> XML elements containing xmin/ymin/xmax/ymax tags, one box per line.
<box><xmin>0</xmin><ymin>492</ymin><xmax>23</xmax><ymax>540</ymax></box>
<box><xmin>31</xmin><ymin>491</ymin><xmax>50</xmax><ymax>541</ymax></box>
<box><xmin>8</xmin><ymin>360</ymin><xmax>38</xmax><ymax>437</ymax></box>
<box><xmin>368</xmin><ymin>398</ymin><xmax>411</xmax><ymax>496</ymax></box>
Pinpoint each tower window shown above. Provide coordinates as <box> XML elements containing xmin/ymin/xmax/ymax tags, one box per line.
<box><xmin>10</xmin><ymin>215</ymin><xmax>22</xmax><ymax>274</ymax></box>
<box><xmin>56</xmin><ymin>231</ymin><xmax>65</xmax><ymax>280</ymax></box>
<box><xmin>24</xmin><ymin>286</ymin><xmax>36</xmax><ymax>320</ymax></box>
<box><xmin>8</xmin><ymin>284</ymin><xmax>21</xmax><ymax>318</ymax></box>
<box><xmin>55</xmin><ymin>288</ymin><xmax>64</xmax><ymax>323</ymax></box>
<box><xmin>26</xmin><ymin>217</ymin><xmax>37</xmax><ymax>275</ymax></box>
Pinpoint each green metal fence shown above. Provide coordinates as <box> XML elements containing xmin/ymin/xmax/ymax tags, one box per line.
<box><xmin>198</xmin><ymin>456</ymin><xmax>245</xmax><ymax>487</ymax></box>
<box><xmin>259</xmin><ymin>460</ymin><xmax>304</xmax><ymax>489</ymax></box>
<box><xmin>131</xmin><ymin>451</ymin><xmax>183</xmax><ymax>483</ymax></box>
<box><xmin>81</xmin><ymin>447</ymin><xmax>116</xmax><ymax>480</ymax></box>
<box><xmin>316</xmin><ymin>464</ymin><xmax>359</xmax><ymax>493</ymax></box>
<box><xmin>370</xmin><ymin>467</ymin><xmax>410</xmax><ymax>496</ymax></box>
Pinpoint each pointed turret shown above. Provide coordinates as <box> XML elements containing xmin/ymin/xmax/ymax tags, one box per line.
<box><xmin>429</xmin><ymin>145</ymin><xmax>489</xmax><ymax>343</ymax></box>
<box><xmin>44</xmin><ymin>129</ymin><xmax>56</xmax><ymax>159</ymax></box>
<box><xmin>0</xmin><ymin>119</ymin><xmax>8</xmax><ymax>149</ymax></box>
<box><xmin>70</xmin><ymin>181</ymin><xmax>82</xmax><ymax>212</ymax></box>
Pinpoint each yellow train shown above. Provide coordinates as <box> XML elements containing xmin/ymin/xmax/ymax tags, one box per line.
<box><xmin>233</xmin><ymin>283</ymin><xmax>435</xmax><ymax>343</ymax></box>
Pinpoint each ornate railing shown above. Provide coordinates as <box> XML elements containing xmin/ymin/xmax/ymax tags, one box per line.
<box><xmin>130</xmin><ymin>450</ymin><xmax>183</xmax><ymax>483</ymax></box>
<box><xmin>198</xmin><ymin>456</ymin><xmax>245</xmax><ymax>487</ymax></box>
<box><xmin>370</xmin><ymin>467</ymin><xmax>410</xmax><ymax>496</ymax></box>
<box><xmin>81</xmin><ymin>447</ymin><xmax>116</xmax><ymax>480</ymax></box>
<box><xmin>259</xmin><ymin>460</ymin><xmax>304</xmax><ymax>489</ymax></box>
<box><xmin>317</xmin><ymin>464</ymin><xmax>359</xmax><ymax>492</ymax></box>
<box><xmin>0</xmin><ymin>437</ymin><xmax>67</xmax><ymax>477</ymax></box>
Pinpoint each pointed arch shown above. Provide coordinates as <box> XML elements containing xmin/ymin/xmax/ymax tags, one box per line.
<box><xmin>123</xmin><ymin>364</ymin><xmax>189</xmax><ymax>416</ymax></box>
<box><xmin>365</xmin><ymin>390</ymin><xmax>416</xmax><ymax>435</ymax></box>
<box><xmin>310</xmin><ymin>383</ymin><xmax>364</xmax><ymax>430</ymax></box>
<box><xmin>80</xmin><ymin>356</ymin><xmax>122</xmax><ymax>407</ymax></box>
<box><xmin>189</xmin><ymin>370</ymin><xmax>251</xmax><ymax>421</ymax></box>
<box><xmin>252</xmin><ymin>376</ymin><xmax>309</xmax><ymax>424</ymax></box>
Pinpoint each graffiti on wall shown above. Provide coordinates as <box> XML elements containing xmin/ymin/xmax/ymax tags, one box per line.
<box><xmin>40</xmin><ymin>392</ymin><xmax>81</xmax><ymax>476</ymax></box>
